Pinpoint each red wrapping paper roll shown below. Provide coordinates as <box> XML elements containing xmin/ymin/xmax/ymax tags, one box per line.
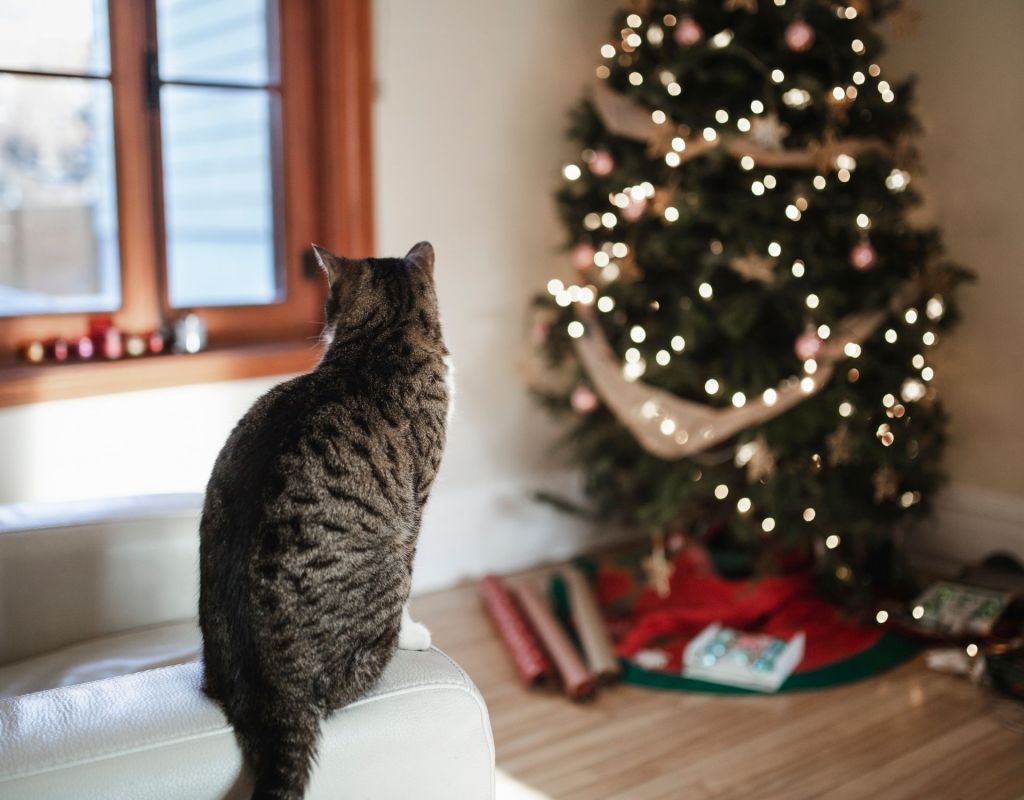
<box><xmin>478</xmin><ymin>575</ymin><xmax>551</xmax><ymax>687</ymax></box>
<box><xmin>513</xmin><ymin>581</ymin><xmax>597</xmax><ymax>701</ymax></box>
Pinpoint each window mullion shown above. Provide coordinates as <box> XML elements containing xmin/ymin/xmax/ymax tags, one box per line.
<box><xmin>107</xmin><ymin>0</ymin><xmax>164</xmax><ymax>335</ymax></box>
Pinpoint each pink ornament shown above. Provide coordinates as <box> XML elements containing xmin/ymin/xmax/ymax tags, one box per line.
<box><xmin>784</xmin><ymin>20</ymin><xmax>815</xmax><ymax>52</ymax></box>
<box><xmin>794</xmin><ymin>328</ymin><xmax>823</xmax><ymax>361</ymax></box>
<box><xmin>621</xmin><ymin>196</ymin><xmax>647</xmax><ymax>222</ymax></box>
<box><xmin>850</xmin><ymin>240</ymin><xmax>877</xmax><ymax>271</ymax></box>
<box><xmin>571</xmin><ymin>242</ymin><xmax>597</xmax><ymax>270</ymax></box>
<box><xmin>74</xmin><ymin>335</ymin><xmax>95</xmax><ymax>360</ymax></box>
<box><xmin>573</xmin><ymin>241</ymin><xmax>598</xmax><ymax>270</ymax></box>
<box><xmin>589</xmin><ymin>149</ymin><xmax>614</xmax><ymax>177</ymax></box>
<box><xmin>570</xmin><ymin>385</ymin><xmax>599</xmax><ymax>414</ymax></box>
<box><xmin>674</xmin><ymin>16</ymin><xmax>704</xmax><ymax>46</ymax></box>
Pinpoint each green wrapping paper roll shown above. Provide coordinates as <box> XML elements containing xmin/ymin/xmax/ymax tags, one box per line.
<box><xmin>513</xmin><ymin>580</ymin><xmax>597</xmax><ymax>701</ymax></box>
<box><xmin>561</xmin><ymin>565</ymin><xmax>622</xmax><ymax>683</ymax></box>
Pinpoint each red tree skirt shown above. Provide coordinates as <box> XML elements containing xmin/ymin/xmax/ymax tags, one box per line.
<box><xmin>593</xmin><ymin>547</ymin><xmax>882</xmax><ymax>676</ymax></box>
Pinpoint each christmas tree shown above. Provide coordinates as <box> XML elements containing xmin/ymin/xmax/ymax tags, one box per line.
<box><xmin>531</xmin><ymin>0</ymin><xmax>970</xmax><ymax>599</ymax></box>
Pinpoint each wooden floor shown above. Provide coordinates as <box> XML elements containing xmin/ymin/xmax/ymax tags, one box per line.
<box><xmin>411</xmin><ymin>576</ymin><xmax>1024</xmax><ymax>800</ymax></box>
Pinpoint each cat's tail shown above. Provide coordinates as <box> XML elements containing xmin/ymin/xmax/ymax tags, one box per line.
<box><xmin>236</xmin><ymin>699</ymin><xmax>321</xmax><ymax>800</ymax></box>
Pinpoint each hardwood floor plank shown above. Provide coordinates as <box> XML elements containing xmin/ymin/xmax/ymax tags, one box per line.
<box><xmin>414</xmin><ymin>573</ymin><xmax>1024</xmax><ymax>799</ymax></box>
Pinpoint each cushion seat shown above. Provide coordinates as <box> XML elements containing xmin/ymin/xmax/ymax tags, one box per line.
<box><xmin>0</xmin><ymin>621</ymin><xmax>201</xmax><ymax>699</ymax></box>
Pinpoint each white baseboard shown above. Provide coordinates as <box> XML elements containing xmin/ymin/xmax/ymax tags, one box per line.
<box><xmin>912</xmin><ymin>485</ymin><xmax>1024</xmax><ymax>568</ymax></box>
<box><xmin>411</xmin><ymin>471</ymin><xmax>626</xmax><ymax>595</ymax></box>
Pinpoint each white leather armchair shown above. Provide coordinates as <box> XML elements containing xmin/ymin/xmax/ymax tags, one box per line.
<box><xmin>0</xmin><ymin>495</ymin><xmax>495</xmax><ymax>799</ymax></box>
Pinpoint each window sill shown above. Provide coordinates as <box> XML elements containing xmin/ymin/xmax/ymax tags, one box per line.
<box><xmin>0</xmin><ymin>341</ymin><xmax>321</xmax><ymax>408</ymax></box>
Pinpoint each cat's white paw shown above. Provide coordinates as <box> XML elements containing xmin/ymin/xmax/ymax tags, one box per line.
<box><xmin>398</xmin><ymin>620</ymin><xmax>432</xmax><ymax>651</ymax></box>
<box><xmin>398</xmin><ymin>607</ymin><xmax>432</xmax><ymax>651</ymax></box>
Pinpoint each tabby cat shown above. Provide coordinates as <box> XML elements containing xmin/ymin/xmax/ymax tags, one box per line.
<box><xmin>198</xmin><ymin>242</ymin><xmax>450</xmax><ymax>800</ymax></box>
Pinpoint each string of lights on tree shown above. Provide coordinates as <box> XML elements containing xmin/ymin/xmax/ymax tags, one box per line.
<box><xmin>529</xmin><ymin>0</ymin><xmax>970</xmax><ymax>599</ymax></box>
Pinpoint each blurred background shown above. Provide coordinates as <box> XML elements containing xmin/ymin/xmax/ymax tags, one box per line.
<box><xmin>0</xmin><ymin>0</ymin><xmax>1020</xmax><ymax>590</ymax></box>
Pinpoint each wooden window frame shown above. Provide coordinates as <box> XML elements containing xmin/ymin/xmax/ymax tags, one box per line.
<box><xmin>0</xmin><ymin>0</ymin><xmax>373</xmax><ymax>407</ymax></box>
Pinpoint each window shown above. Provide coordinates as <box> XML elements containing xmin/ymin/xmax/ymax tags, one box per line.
<box><xmin>0</xmin><ymin>0</ymin><xmax>373</xmax><ymax>405</ymax></box>
<box><xmin>0</xmin><ymin>0</ymin><xmax>120</xmax><ymax>317</ymax></box>
<box><xmin>156</xmin><ymin>0</ymin><xmax>282</xmax><ymax>309</ymax></box>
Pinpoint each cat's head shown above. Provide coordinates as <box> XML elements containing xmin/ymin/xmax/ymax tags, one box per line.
<box><xmin>312</xmin><ymin>242</ymin><xmax>443</xmax><ymax>349</ymax></box>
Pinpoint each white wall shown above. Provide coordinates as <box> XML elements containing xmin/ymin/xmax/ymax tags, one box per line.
<box><xmin>0</xmin><ymin>0</ymin><xmax>621</xmax><ymax>591</ymax></box>
<box><xmin>373</xmin><ymin>0</ymin><xmax>617</xmax><ymax>488</ymax></box>
<box><xmin>0</xmin><ymin>378</ymin><xmax>278</xmax><ymax>503</ymax></box>
<box><xmin>883</xmin><ymin>2</ymin><xmax>1024</xmax><ymax>561</ymax></box>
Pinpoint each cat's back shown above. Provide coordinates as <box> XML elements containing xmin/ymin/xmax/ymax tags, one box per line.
<box><xmin>201</xmin><ymin>365</ymin><xmax>412</xmax><ymax>532</ymax></box>
<box><xmin>201</xmin><ymin>371</ymin><xmax>341</xmax><ymax>537</ymax></box>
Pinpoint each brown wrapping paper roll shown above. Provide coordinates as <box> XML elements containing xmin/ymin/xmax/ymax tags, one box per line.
<box><xmin>513</xmin><ymin>581</ymin><xmax>597</xmax><ymax>701</ymax></box>
<box><xmin>562</xmin><ymin>566</ymin><xmax>622</xmax><ymax>683</ymax></box>
<box><xmin>478</xmin><ymin>575</ymin><xmax>551</xmax><ymax>687</ymax></box>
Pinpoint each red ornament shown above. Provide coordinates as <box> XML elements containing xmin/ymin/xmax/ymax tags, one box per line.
<box><xmin>571</xmin><ymin>243</ymin><xmax>597</xmax><ymax>270</ymax></box>
<box><xmin>87</xmin><ymin>316</ymin><xmax>111</xmax><ymax>338</ymax></box>
<box><xmin>794</xmin><ymin>328</ymin><xmax>823</xmax><ymax>361</ymax></box>
<box><xmin>784</xmin><ymin>19</ymin><xmax>815</xmax><ymax>52</ymax></box>
<box><xmin>87</xmin><ymin>317</ymin><xmax>123</xmax><ymax>359</ymax></box>
<box><xmin>49</xmin><ymin>338</ymin><xmax>70</xmax><ymax>362</ymax></box>
<box><xmin>570</xmin><ymin>385</ymin><xmax>599</xmax><ymax>414</ymax></box>
<box><xmin>148</xmin><ymin>330</ymin><xmax>168</xmax><ymax>355</ymax></box>
<box><xmin>850</xmin><ymin>240</ymin><xmax>877</xmax><ymax>271</ymax></box>
<box><xmin>674</xmin><ymin>16</ymin><xmax>704</xmax><ymax>46</ymax></box>
<box><xmin>589</xmin><ymin>149</ymin><xmax>614</xmax><ymax>177</ymax></box>
<box><xmin>621</xmin><ymin>196</ymin><xmax>647</xmax><ymax>222</ymax></box>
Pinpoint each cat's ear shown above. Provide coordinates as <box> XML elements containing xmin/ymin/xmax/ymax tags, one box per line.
<box><xmin>405</xmin><ymin>241</ymin><xmax>435</xmax><ymax>277</ymax></box>
<box><xmin>311</xmin><ymin>244</ymin><xmax>346</xmax><ymax>285</ymax></box>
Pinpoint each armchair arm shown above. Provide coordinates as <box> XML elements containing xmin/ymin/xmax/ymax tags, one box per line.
<box><xmin>0</xmin><ymin>650</ymin><xmax>495</xmax><ymax>800</ymax></box>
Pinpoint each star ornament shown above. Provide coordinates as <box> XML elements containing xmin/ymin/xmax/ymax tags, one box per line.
<box><xmin>642</xmin><ymin>537</ymin><xmax>676</xmax><ymax>598</ymax></box>
<box><xmin>747</xmin><ymin>113</ymin><xmax>790</xmax><ymax>151</ymax></box>
<box><xmin>737</xmin><ymin>434</ymin><xmax>777</xmax><ymax>482</ymax></box>
<box><xmin>826</xmin><ymin>423</ymin><xmax>854</xmax><ymax>466</ymax></box>
<box><xmin>813</xmin><ymin>130</ymin><xmax>843</xmax><ymax>174</ymax></box>
<box><xmin>873</xmin><ymin>465</ymin><xmax>900</xmax><ymax>503</ymax></box>
<box><xmin>730</xmin><ymin>250</ymin><xmax>778</xmax><ymax>283</ymax></box>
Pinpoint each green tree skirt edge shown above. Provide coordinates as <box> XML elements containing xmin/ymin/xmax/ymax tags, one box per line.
<box><xmin>620</xmin><ymin>632</ymin><xmax>921</xmax><ymax>695</ymax></box>
<box><xmin>549</xmin><ymin>572</ymin><xmax>920</xmax><ymax>695</ymax></box>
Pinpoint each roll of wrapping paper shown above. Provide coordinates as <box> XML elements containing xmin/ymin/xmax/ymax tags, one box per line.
<box><xmin>478</xmin><ymin>575</ymin><xmax>551</xmax><ymax>687</ymax></box>
<box><xmin>561</xmin><ymin>565</ymin><xmax>622</xmax><ymax>683</ymax></box>
<box><xmin>513</xmin><ymin>580</ymin><xmax>597</xmax><ymax>701</ymax></box>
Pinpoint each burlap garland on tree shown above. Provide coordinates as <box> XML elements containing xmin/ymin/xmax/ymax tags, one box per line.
<box><xmin>590</xmin><ymin>80</ymin><xmax>895</xmax><ymax>172</ymax></box>
<box><xmin>572</xmin><ymin>303</ymin><xmax>895</xmax><ymax>459</ymax></box>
